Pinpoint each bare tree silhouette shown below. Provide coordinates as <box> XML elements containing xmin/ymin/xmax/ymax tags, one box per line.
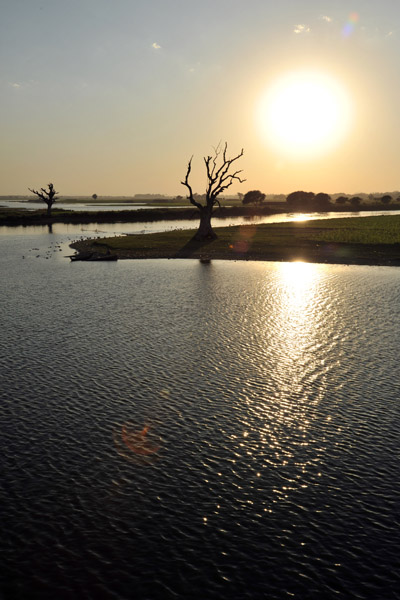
<box><xmin>28</xmin><ymin>183</ymin><xmax>59</xmax><ymax>217</ymax></box>
<box><xmin>181</xmin><ymin>143</ymin><xmax>245</xmax><ymax>240</ymax></box>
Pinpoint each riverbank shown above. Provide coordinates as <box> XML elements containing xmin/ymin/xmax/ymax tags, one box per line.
<box><xmin>70</xmin><ymin>215</ymin><xmax>400</xmax><ymax>267</ymax></box>
<box><xmin>0</xmin><ymin>205</ymin><xmax>284</xmax><ymax>226</ymax></box>
<box><xmin>1</xmin><ymin>203</ymin><xmax>399</xmax><ymax>227</ymax></box>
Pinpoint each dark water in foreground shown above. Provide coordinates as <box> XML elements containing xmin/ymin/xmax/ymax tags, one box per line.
<box><xmin>1</xmin><ymin>232</ymin><xmax>400</xmax><ymax>599</ymax></box>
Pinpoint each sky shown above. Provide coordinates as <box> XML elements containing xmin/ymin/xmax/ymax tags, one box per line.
<box><xmin>1</xmin><ymin>0</ymin><xmax>400</xmax><ymax>197</ymax></box>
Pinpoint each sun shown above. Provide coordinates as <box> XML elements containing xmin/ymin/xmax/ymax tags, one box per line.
<box><xmin>257</xmin><ymin>70</ymin><xmax>352</xmax><ymax>158</ymax></box>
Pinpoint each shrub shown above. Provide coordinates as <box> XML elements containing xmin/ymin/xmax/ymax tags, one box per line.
<box><xmin>350</xmin><ymin>196</ymin><xmax>362</xmax><ymax>207</ymax></box>
<box><xmin>242</xmin><ymin>190</ymin><xmax>266</xmax><ymax>205</ymax></box>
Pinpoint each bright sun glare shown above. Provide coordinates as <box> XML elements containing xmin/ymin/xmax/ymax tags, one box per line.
<box><xmin>258</xmin><ymin>70</ymin><xmax>352</xmax><ymax>158</ymax></box>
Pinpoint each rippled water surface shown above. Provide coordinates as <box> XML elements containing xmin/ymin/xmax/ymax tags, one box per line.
<box><xmin>1</xmin><ymin>232</ymin><xmax>400</xmax><ymax>599</ymax></box>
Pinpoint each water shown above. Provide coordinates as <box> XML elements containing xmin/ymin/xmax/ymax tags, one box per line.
<box><xmin>2</xmin><ymin>209</ymin><xmax>399</xmax><ymax>241</ymax></box>
<box><xmin>0</xmin><ymin>200</ymin><xmax>156</xmax><ymax>211</ymax></box>
<box><xmin>1</xmin><ymin>229</ymin><xmax>399</xmax><ymax>599</ymax></box>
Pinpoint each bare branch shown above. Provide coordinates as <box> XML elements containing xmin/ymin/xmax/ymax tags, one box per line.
<box><xmin>47</xmin><ymin>183</ymin><xmax>58</xmax><ymax>196</ymax></box>
<box><xmin>28</xmin><ymin>182</ymin><xmax>59</xmax><ymax>216</ymax></box>
<box><xmin>210</xmin><ymin>142</ymin><xmax>222</xmax><ymax>180</ymax></box>
<box><xmin>214</xmin><ymin>142</ymin><xmax>230</xmax><ymax>181</ymax></box>
<box><xmin>216</xmin><ymin>147</ymin><xmax>244</xmax><ymax>181</ymax></box>
<box><xmin>213</xmin><ymin>175</ymin><xmax>246</xmax><ymax>200</ymax></box>
<box><xmin>207</xmin><ymin>146</ymin><xmax>243</xmax><ymax>200</ymax></box>
<box><xmin>209</xmin><ymin>155</ymin><xmax>245</xmax><ymax>201</ymax></box>
<box><xmin>28</xmin><ymin>187</ymin><xmax>47</xmax><ymax>201</ymax></box>
<box><xmin>204</xmin><ymin>155</ymin><xmax>218</xmax><ymax>200</ymax></box>
<box><xmin>181</xmin><ymin>157</ymin><xmax>203</xmax><ymax>210</ymax></box>
<box><xmin>29</xmin><ymin>183</ymin><xmax>58</xmax><ymax>201</ymax></box>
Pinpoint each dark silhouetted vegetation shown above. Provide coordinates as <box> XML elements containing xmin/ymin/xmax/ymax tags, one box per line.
<box><xmin>350</xmin><ymin>196</ymin><xmax>362</xmax><ymax>208</ymax></box>
<box><xmin>242</xmin><ymin>190</ymin><xmax>266</xmax><ymax>206</ymax></box>
<box><xmin>286</xmin><ymin>191</ymin><xmax>332</xmax><ymax>211</ymax></box>
<box><xmin>314</xmin><ymin>192</ymin><xmax>332</xmax><ymax>209</ymax></box>
<box><xmin>181</xmin><ymin>142</ymin><xmax>245</xmax><ymax>240</ymax></box>
<box><xmin>381</xmin><ymin>195</ymin><xmax>392</xmax><ymax>205</ymax></box>
<box><xmin>28</xmin><ymin>182</ymin><xmax>59</xmax><ymax>217</ymax></box>
<box><xmin>286</xmin><ymin>191</ymin><xmax>315</xmax><ymax>210</ymax></box>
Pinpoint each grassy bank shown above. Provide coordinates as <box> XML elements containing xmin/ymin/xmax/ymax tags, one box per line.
<box><xmin>70</xmin><ymin>215</ymin><xmax>400</xmax><ymax>267</ymax></box>
<box><xmin>2</xmin><ymin>203</ymin><xmax>400</xmax><ymax>228</ymax></box>
<box><xmin>0</xmin><ymin>205</ymin><xmax>285</xmax><ymax>226</ymax></box>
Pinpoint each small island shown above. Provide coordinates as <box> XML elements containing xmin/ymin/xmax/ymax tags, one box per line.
<box><xmin>70</xmin><ymin>215</ymin><xmax>400</xmax><ymax>267</ymax></box>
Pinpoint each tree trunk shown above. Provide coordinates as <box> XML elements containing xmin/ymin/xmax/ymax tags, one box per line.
<box><xmin>46</xmin><ymin>202</ymin><xmax>52</xmax><ymax>217</ymax></box>
<box><xmin>193</xmin><ymin>206</ymin><xmax>217</xmax><ymax>241</ymax></box>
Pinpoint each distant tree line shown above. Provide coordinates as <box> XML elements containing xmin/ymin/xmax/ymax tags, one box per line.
<box><xmin>286</xmin><ymin>191</ymin><xmax>332</xmax><ymax>211</ymax></box>
<box><xmin>335</xmin><ymin>194</ymin><xmax>394</xmax><ymax>207</ymax></box>
<box><xmin>335</xmin><ymin>195</ymin><xmax>362</xmax><ymax>207</ymax></box>
<box><xmin>283</xmin><ymin>191</ymin><xmax>395</xmax><ymax>211</ymax></box>
<box><xmin>133</xmin><ymin>193</ymin><xmax>168</xmax><ymax>199</ymax></box>
<box><xmin>240</xmin><ymin>189</ymin><xmax>395</xmax><ymax>211</ymax></box>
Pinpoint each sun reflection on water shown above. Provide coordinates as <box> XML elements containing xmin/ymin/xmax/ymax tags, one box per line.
<box><xmin>247</xmin><ymin>261</ymin><xmax>330</xmax><ymax>501</ymax></box>
<box><xmin>290</xmin><ymin>213</ymin><xmax>309</xmax><ymax>222</ymax></box>
<box><xmin>279</xmin><ymin>259</ymin><xmax>319</xmax><ymax>303</ymax></box>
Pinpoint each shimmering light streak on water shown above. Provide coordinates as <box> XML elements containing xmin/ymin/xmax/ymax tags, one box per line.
<box><xmin>1</xmin><ymin>233</ymin><xmax>400</xmax><ymax>600</ymax></box>
<box><xmin>235</xmin><ymin>262</ymin><xmax>332</xmax><ymax>503</ymax></box>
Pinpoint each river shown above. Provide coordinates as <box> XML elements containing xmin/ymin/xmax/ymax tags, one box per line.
<box><xmin>1</xmin><ymin>214</ymin><xmax>399</xmax><ymax>600</ymax></box>
<box><xmin>0</xmin><ymin>200</ymin><xmax>154</xmax><ymax>211</ymax></box>
<box><xmin>1</xmin><ymin>209</ymin><xmax>400</xmax><ymax>243</ymax></box>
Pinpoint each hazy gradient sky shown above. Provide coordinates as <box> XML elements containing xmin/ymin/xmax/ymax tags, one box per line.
<box><xmin>1</xmin><ymin>0</ymin><xmax>400</xmax><ymax>196</ymax></box>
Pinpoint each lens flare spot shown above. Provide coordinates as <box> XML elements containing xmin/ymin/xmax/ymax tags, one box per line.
<box><xmin>121</xmin><ymin>424</ymin><xmax>160</xmax><ymax>455</ymax></box>
<box><xmin>342</xmin><ymin>12</ymin><xmax>359</xmax><ymax>37</ymax></box>
<box><xmin>114</xmin><ymin>422</ymin><xmax>161</xmax><ymax>463</ymax></box>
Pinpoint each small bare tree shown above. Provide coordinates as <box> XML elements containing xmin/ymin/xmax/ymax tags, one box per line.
<box><xmin>181</xmin><ymin>143</ymin><xmax>245</xmax><ymax>240</ymax></box>
<box><xmin>28</xmin><ymin>182</ymin><xmax>59</xmax><ymax>217</ymax></box>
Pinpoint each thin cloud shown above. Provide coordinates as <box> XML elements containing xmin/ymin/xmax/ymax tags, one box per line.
<box><xmin>152</xmin><ymin>42</ymin><xmax>161</xmax><ymax>50</ymax></box>
<box><xmin>321</xmin><ymin>15</ymin><xmax>332</xmax><ymax>23</ymax></box>
<box><xmin>293</xmin><ymin>24</ymin><xmax>310</xmax><ymax>34</ymax></box>
<box><xmin>7</xmin><ymin>80</ymin><xmax>37</xmax><ymax>90</ymax></box>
